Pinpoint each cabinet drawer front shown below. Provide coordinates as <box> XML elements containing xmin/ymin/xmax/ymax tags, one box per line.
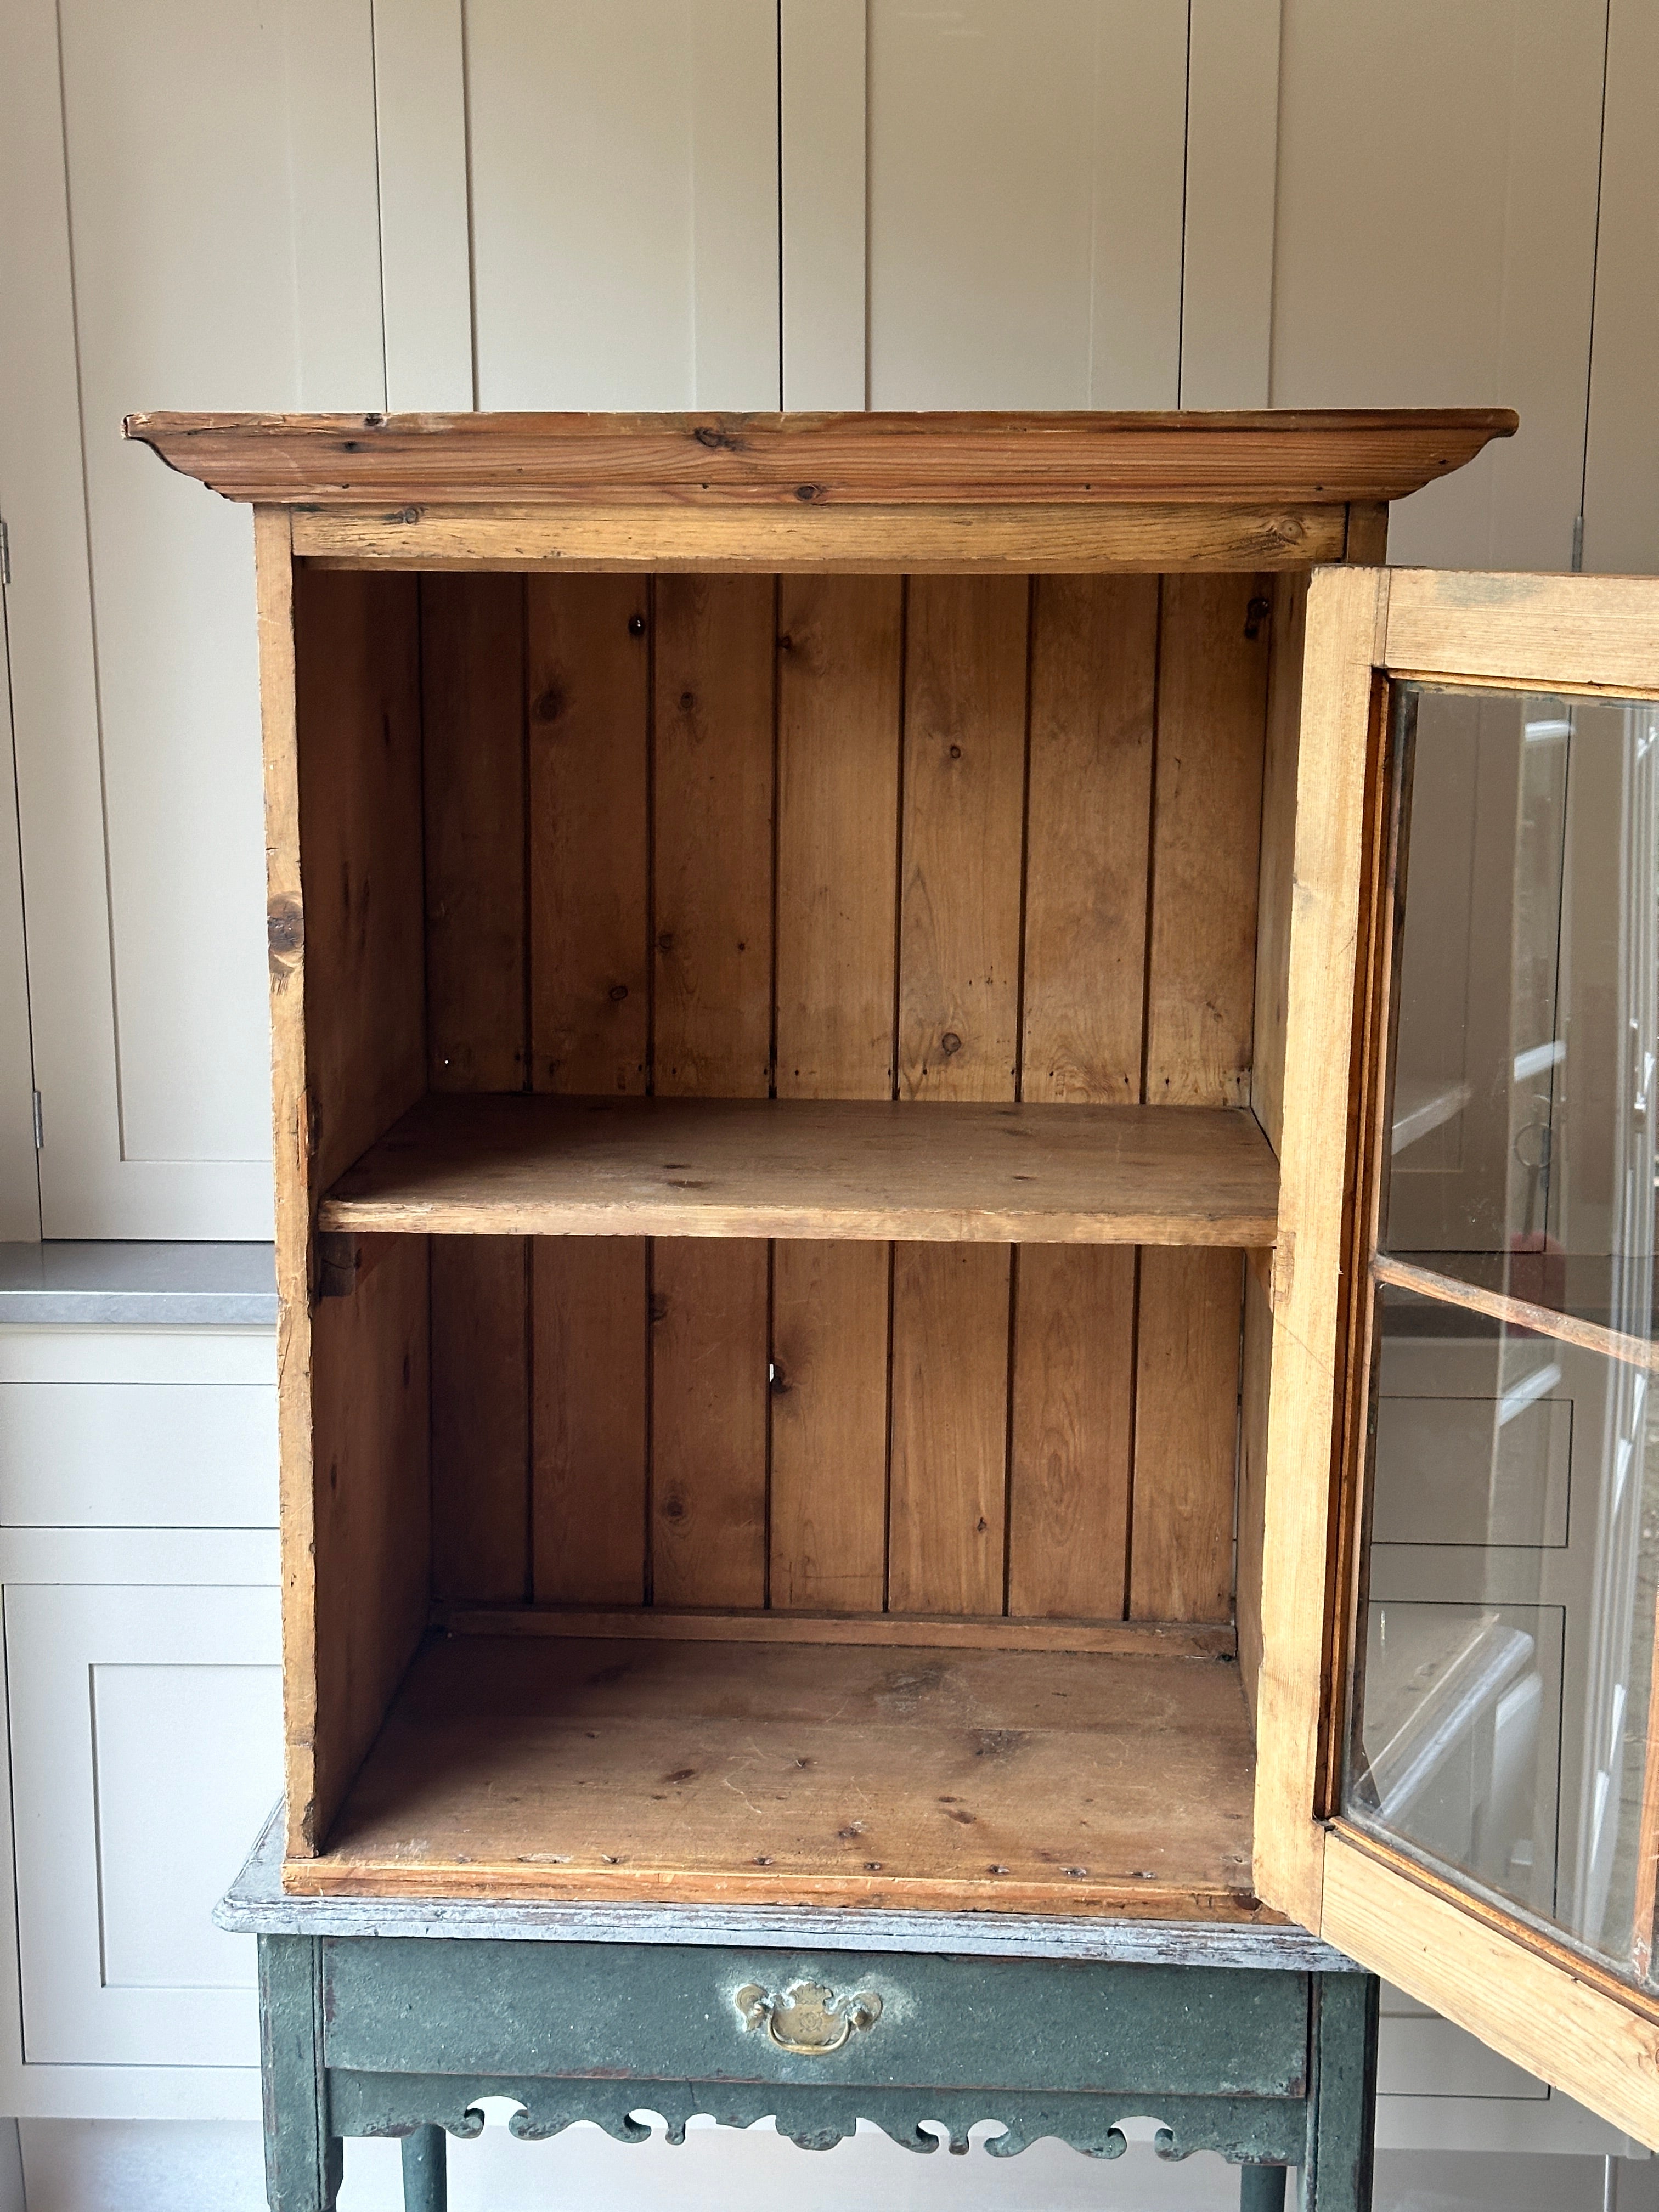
<box><xmin>0</xmin><ymin>1379</ymin><xmax>277</xmax><ymax>1526</ymax></box>
<box><xmin>321</xmin><ymin>1940</ymin><xmax>1310</xmax><ymax>2096</ymax></box>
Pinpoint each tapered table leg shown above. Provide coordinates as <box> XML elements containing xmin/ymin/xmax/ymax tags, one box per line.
<box><xmin>1240</xmin><ymin>2165</ymin><xmax>1288</xmax><ymax>2211</ymax></box>
<box><xmin>401</xmin><ymin>2125</ymin><xmax>448</xmax><ymax>2212</ymax></box>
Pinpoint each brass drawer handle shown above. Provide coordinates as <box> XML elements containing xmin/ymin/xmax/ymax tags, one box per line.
<box><xmin>733</xmin><ymin>1980</ymin><xmax>883</xmax><ymax>2056</ymax></box>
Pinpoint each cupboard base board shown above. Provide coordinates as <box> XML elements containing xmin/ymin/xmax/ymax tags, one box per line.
<box><xmin>286</xmin><ymin>1633</ymin><xmax>1267</xmax><ymax>1920</ymax></box>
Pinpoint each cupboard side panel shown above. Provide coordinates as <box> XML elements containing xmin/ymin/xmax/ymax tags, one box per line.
<box><xmin>890</xmin><ymin>578</ymin><xmax>1026</xmax><ymax>1614</ymax></box>
<box><xmin>1251</xmin><ymin>571</ymin><xmax>1310</xmax><ymax>1157</ymax></box>
<box><xmin>771</xmin><ymin>575</ymin><xmax>901</xmax><ymax>1612</ymax></box>
<box><xmin>1010</xmin><ymin>573</ymin><xmax>1156</xmax><ymax>1620</ymax></box>
<box><xmin>422</xmin><ymin>576</ymin><xmax>531</xmax><ymax>1604</ymax></box>
<box><xmin>1131</xmin><ymin>573</ymin><xmax>1268</xmax><ymax>1622</ymax></box>
<box><xmin>293</xmin><ymin>566</ymin><xmax>427</xmax><ymax>1189</ymax></box>
<box><xmin>291</xmin><ymin>563</ymin><xmax>427</xmax><ymax>1848</ymax></box>
<box><xmin>308</xmin><ymin>1236</ymin><xmax>431</xmax><ymax>1851</ymax></box>
<box><xmin>651</xmin><ymin>578</ymin><xmax>775</xmax><ymax>1605</ymax></box>
<box><xmin>257</xmin><ymin>512</ymin><xmax>319</xmax><ymax>1859</ymax></box>
<box><xmin>527</xmin><ymin>574</ymin><xmax>653</xmax><ymax>1606</ymax></box>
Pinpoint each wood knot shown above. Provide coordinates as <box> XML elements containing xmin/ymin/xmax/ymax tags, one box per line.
<box><xmin>679</xmin><ymin>691</ymin><xmax>696</xmax><ymax>713</ymax></box>
<box><xmin>940</xmin><ymin>1032</ymin><xmax>963</xmax><ymax>1056</ymax></box>
<box><xmin>692</xmin><ymin>425</ymin><xmax>738</xmax><ymax>451</ymax></box>
<box><xmin>949</xmin><ymin>743</ymin><xmax>962</xmax><ymax>759</ymax></box>
<box><xmin>661</xmin><ymin>1493</ymin><xmax>686</xmax><ymax>1521</ymax></box>
<box><xmin>794</xmin><ymin>482</ymin><xmax>823</xmax><ymax>501</ymax></box>
<box><xmin>607</xmin><ymin>983</ymin><xmax>629</xmax><ymax>1002</ymax></box>
<box><xmin>266</xmin><ymin>899</ymin><xmax>303</xmax><ymax>973</ymax></box>
<box><xmin>533</xmin><ymin>685</ymin><xmax>565</xmax><ymax>723</ymax></box>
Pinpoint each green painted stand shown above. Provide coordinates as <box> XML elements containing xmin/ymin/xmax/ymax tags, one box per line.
<box><xmin>223</xmin><ymin>1812</ymin><xmax>1376</xmax><ymax>2211</ymax></box>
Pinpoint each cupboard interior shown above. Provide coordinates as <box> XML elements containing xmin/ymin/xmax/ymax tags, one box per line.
<box><xmin>287</xmin><ymin>561</ymin><xmax>1303</xmax><ymax>1915</ymax></box>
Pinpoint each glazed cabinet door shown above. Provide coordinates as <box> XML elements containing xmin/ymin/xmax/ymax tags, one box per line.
<box><xmin>1255</xmin><ymin>567</ymin><xmax>1659</xmax><ymax>2146</ymax></box>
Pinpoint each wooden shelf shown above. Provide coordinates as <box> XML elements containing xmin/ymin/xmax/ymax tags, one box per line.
<box><xmin>288</xmin><ymin>1633</ymin><xmax>1265</xmax><ymax>1918</ymax></box>
<box><xmin>318</xmin><ymin>1094</ymin><xmax>1279</xmax><ymax>1245</ymax></box>
<box><xmin>1376</xmin><ymin>1251</ymin><xmax>1658</xmax><ymax>1374</ymax></box>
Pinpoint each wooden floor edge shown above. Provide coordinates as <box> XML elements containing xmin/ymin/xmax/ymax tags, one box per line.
<box><xmin>431</xmin><ymin>1607</ymin><xmax>1239</xmax><ymax>1658</ymax></box>
<box><xmin>279</xmin><ymin>1859</ymin><xmax>1274</xmax><ymax>1920</ymax></box>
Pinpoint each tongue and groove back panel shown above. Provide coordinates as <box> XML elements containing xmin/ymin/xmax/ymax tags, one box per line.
<box><xmin>422</xmin><ymin>571</ymin><xmax>1271</xmax><ymax>1628</ymax></box>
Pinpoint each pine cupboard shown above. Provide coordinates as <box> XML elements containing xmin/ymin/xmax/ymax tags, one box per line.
<box><xmin>131</xmin><ymin>409</ymin><xmax>1659</xmax><ymax>2147</ymax></box>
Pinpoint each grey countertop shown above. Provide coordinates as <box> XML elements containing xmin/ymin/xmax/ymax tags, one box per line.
<box><xmin>0</xmin><ymin>1241</ymin><xmax>278</xmax><ymax>1325</ymax></box>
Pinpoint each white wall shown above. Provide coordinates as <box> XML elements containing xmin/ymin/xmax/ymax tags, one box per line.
<box><xmin>0</xmin><ymin>0</ymin><xmax>1653</xmax><ymax>1243</ymax></box>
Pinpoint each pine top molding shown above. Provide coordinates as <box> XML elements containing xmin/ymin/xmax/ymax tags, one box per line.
<box><xmin>123</xmin><ymin>408</ymin><xmax>1517</xmax><ymax>508</ymax></box>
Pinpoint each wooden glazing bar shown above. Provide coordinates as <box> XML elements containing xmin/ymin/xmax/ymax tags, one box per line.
<box><xmin>1373</xmin><ymin>1251</ymin><xmax>1659</xmax><ymax>1376</ymax></box>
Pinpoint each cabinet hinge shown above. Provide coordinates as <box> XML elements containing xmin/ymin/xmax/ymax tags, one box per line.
<box><xmin>30</xmin><ymin>1091</ymin><xmax>42</xmax><ymax>1150</ymax></box>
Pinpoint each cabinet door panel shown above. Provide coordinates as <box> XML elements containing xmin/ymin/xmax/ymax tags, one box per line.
<box><xmin>1259</xmin><ymin>565</ymin><xmax>1659</xmax><ymax>2148</ymax></box>
<box><xmin>7</xmin><ymin>1583</ymin><xmax>280</xmax><ymax>2066</ymax></box>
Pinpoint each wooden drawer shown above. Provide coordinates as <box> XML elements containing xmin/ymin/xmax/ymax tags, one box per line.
<box><xmin>320</xmin><ymin>1941</ymin><xmax>1310</xmax><ymax>2097</ymax></box>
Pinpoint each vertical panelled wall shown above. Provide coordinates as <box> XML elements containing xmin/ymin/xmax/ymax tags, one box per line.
<box><xmin>424</xmin><ymin>569</ymin><xmax>1270</xmax><ymax>1628</ymax></box>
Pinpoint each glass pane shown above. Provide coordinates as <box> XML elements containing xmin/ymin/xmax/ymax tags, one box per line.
<box><xmin>1348</xmin><ymin>684</ymin><xmax>1659</xmax><ymax>1984</ymax></box>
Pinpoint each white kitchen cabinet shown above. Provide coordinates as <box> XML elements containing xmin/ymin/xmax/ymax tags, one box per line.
<box><xmin>0</xmin><ymin>1320</ymin><xmax>279</xmax><ymax>2121</ymax></box>
<box><xmin>6</xmin><ymin>1576</ymin><xmax>280</xmax><ymax>2072</ymax></box>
